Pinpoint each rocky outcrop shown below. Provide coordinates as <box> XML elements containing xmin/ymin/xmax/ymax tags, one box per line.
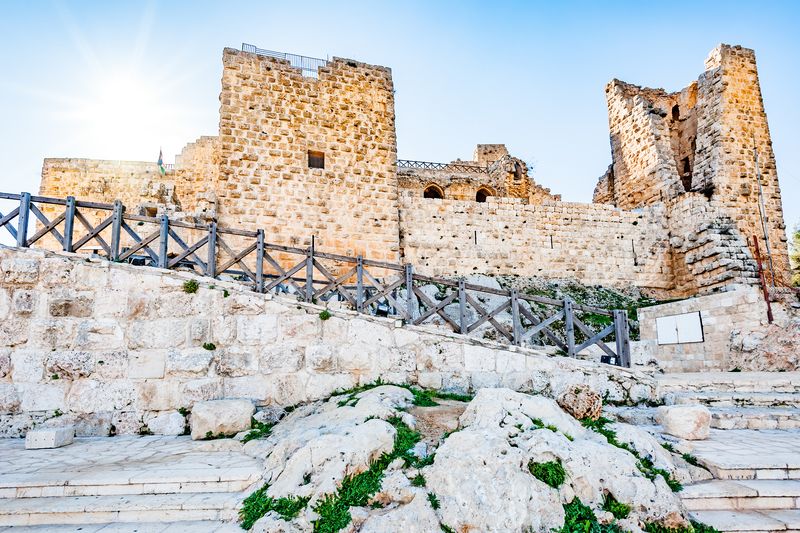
<box><xmin>656</xmin><ymin>405</ymin><xmax>710</xmax><ymax>440</ymax></box>
<box><xmin>190</xmin><ymin>399</ymin><xmax>254</xmax><ymax>440</ymax></box>
<box><xmin>239</xmin><ymin>386</ymin><xmax>690</xmax><ymax>532</ymax></box>
<box><xmin>557</xmin><ymin>385</ymin><xmax>603</xmax><ymax>420</ymax></box>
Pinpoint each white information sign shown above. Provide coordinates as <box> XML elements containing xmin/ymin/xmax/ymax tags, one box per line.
<box><xmin>655</xmin><ymin>311</ymin><xmax>704</xmax><ymax>345</ymax></box>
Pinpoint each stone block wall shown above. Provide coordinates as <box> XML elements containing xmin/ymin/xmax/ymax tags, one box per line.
<box><xmin>216</xmin><ymin>48</ymin><xmax>400</xmax><ymax>262</ymax></box>
<box><xmin>399</xmin><ymin>194</ymin><xmax>672</xmax><ymax>290</ymax></box>
<box><xmin>0</xmin><ymin>247</ymin><xmax>654</xmax><ymax>437</ymax></box>
<box><xmin>636</xmin><ymin>286</ymin><xmax>767</xmax><ymax>372</ymax></box>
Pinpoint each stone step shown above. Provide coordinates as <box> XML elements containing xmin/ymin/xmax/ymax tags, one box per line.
<box><xmin>606</xmin><ymin>406</ymin><xmax>800</xmax><ymax>430</ymax></box>
<box><xmin>666</xmin><ymin>392</ymin><xmax>800</xmax><ymax>409</ymax></box>
<box><xmin>690</xmin><ymin>509</ymin><xmax>800</xmax><ymax>532</ymax></box>
<box><xmin>0</xmin><ymin>492</ymin><xmax>241</xmax><ymax>527</ymax></box>
<box><xmin>0</xmin><ymin>469</ymin><xmax>259</xmax><ymax>499</ymax></box>
<box><xmin>656</xmin><ymin>372</ymin><xmax>800</xmax><ymax>396</ymax></box>
<box><xmin>0</xmin><ymin>520</ymin><xmax>241</xmax><ymax>532</ymax></box>
<box><xmin>682</xmin><ymin>480</ymin><xmax>800</xmax><ymax>511</ymax></box>
<box><xmin>687</xmin><ymin>430</ymin><xmax>800</xmax><ymax>481</ymax></box>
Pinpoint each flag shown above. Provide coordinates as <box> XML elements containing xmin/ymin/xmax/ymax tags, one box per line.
<box><xmin>157</xmin><ymin>149</ymin><xmax>166</xmax><ymax>176</ymax></box>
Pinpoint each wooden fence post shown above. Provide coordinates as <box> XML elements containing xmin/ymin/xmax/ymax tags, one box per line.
<box><xmin>405</xmin><ymin>263</ymin><xmax>414</xmax><ymax>320</ymax></box>
<box><xmin>305</xmin><ymin>236</ymin><xmax>315</xmax><ymax>302</ymax></box>
<box><xmin>158</xmin><ymin>214</ymin><xmax>169</xmax><ymax>269</ymax></box>
<box><xmin>511</xmin><ymin>289</ymin><xmax>521</xmax><ymax>346</ymax></box>
<box><xmin>206</xmin><ymin>222</ymin><xmax>217</xmax><ymax>278</ymax></box>
<box><xmin>16</xmin><ymin>192</ymin><xmax>30</xmax><ymax>248</ymax></box>
<box><xmin>564</xmin><ymin>298</ymin><xmax>576</xmax><ymax>357</ymax></box>
<box><xmin>110</xmin><ymin>200</ymin><xmax>123</xmax><ymax>261</ymax></box>
<box><xmin>356</xmin><ymin>255</ymin><xmax>364</xmax><ymax>313</ymax></box>
<box><xmin>63</xmin><ymin>196</ymin><xmax>76</xmax><ymax>253</ymax></box>
<box><xmin>458</xmin><ymin>280</ymin><xmax>467</xmax><ymax>334</ymax></box>
<box><xmin>255</xmin><ymin>229</ymin><xmax>265</xmax><ymax>293</ymax></box>
<box><xmin>613</xmin><ymin>310</ymin><xmax>631</xmax><ymax>368</ymax></box>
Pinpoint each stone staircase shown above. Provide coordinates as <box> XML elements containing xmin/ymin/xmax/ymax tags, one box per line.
<box><xmin>656</xmin><ymin>373</ymin><xmax>800</xmax><ymax>532</ymax></box>
<box><xmin>0</xmin><ymin>436</ymin><xmax>261</xmax><ymax>530</ymax></box>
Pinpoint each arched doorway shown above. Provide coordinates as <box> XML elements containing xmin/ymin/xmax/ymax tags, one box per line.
<box><xmin>423</xmin><ymin>184</ymin><xmax>445</xmax><ymax>199</ymax></box>
<box><xmin>475</xmin><ymin>187</ymin><xmax>493</xmax><ymax>203</ymax></box>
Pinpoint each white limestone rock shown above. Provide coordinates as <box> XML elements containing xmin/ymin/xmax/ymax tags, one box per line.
<box><xmin>190</xmin><ymin>399</ymin><xmax>255</xmax><ymax>440</ymax></box>
<box><xmin>25</xmin><ymin>426</ymin><xmax>74</xmax><ymax>449</ymax></box>
<box><xmin>656</xmin><ymin>405</ymin><xmax>711</xmax><ymax>440</ymax></box>
<box><xmin>146</xmin><ymin>411</ymin><xmax>186</xmax><ymax>436</ymax></box>
<box><xmin>258</xmin><ymin>386</ymin><xmax>413</xmax><ymax>503</ymax></box>
<box><xmin>251</xmin><ymin>511</ymin><xmax>303</xmax><ymax>533</ymax></box>
<box><xmin>359</xmin><ymin>492</ymin><xmax>441</xmax><ymax>533</ymax></box>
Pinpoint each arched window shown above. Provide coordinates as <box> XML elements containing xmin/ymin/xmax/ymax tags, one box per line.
<box><xmin>475</xmin><ymin>187</ymin><xmax>493</xmax><ymax>203</ymax></box>
<box><xmin>423</xmin><ymin>184</ymin><xmax>444</xmax><ymax>199</ymax></box>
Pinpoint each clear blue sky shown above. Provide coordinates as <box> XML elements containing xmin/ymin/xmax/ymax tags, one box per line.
<box><xmin>1</xmin><ymin>0</ymin><xmax>798</xmax><ymax>235</ymax></box>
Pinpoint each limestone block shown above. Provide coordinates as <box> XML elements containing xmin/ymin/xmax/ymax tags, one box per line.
<box><xmin>166</xmin><ymin>348</ymin><xmax>214</xmax><ymax>376</ymax></box>
<box><xmin>136</xmin><ymin>381</ymin><xmax>181</xmax><ymax>411</ymax></box>
<box><xmin>0</xmin><ymin>349</ymin><xmax>9</xmax><ymax>378</ymax></box>
<box><xmin>657</xmin><ymin>405</ymin><xmax>711</xmax><ymax>440</ymax></box>
<box><xmin>236</xmin><ymin>315</ymin><xmax>278</xmax><ymax>345</ymax></box>
<box><xmin>347</xmin><ymin>318</ymin><xmax>394</xmax><ymax>347</ymax></box>
<box><xmin>189</xmin><ymin>399</ymin><xmax>254</xmax><ymax>440</ymax></box>
<box><xmin>0</xmin><ymin>383</ymin><xmax>21</xmax><ymax>413</ymax></box>
<box><xmin>128</xmin><ymin>350</ymin><xmax>167</xmax><ymax>379</ymax></box>
<box><xmin>216</xmin><ymin>347</ymin><xmax>258</xmax><ymax>377</ymax></box>
<box><xmin>279</xmin><ymin>314</ymin><xmax>321</xmax><ymax>343</ymax></box>
<box><xmin>25</xmin><ymin>426</ymin><xmax>74</xmax><ymax>449</ymax></box>
<box><xmin>45</xmin><ymin>351</ymin><xmax>94</xmax><ymax>380</ymax></box>
<box><xmin>127</xmin><ymin>319</ymin><xmax>187</xmax><ymax>350</ymax></box>
<box><xmin>19</xmin><ymin>382</ymin><xmax>68</xmax><ymax>412</ymax></box>
<box><xmin>72</xmin><ymin>320</ymin><xmax>125</xmax><ymax>351</ymax></box>
<box><xmin>146</xmin><ymin>411</ymin><xmax>186</xmax><ymax>435</ymax></box>
<box><xmin>11</xmin><ymin>290</ymin><xmax>36</xmax><ymax>315</ymax></box>
<box><xmin>463</xmin><ymin>344</ymin><xmax>496</xmax><ymax>372</ymax></box>
<box><xmin>304</xmin><ymin>343</ymin><xmax>335</xmax><ymax>372</ymax></box>
<box><xmin>11</xmin><ymin>350</ymin><xmax>45</xmax><ymax>382</ymax></box>
<box><xmin>1</xmin><ymin>258</ymin><xmax>39</xmax><ymax>283</ymax></box>
<box><xmin>66</xmin><ymin>380</ymin><xmax>136</xmax><ymax>414</ymax></box>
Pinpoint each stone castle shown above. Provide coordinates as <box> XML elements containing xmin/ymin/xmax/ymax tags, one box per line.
<box><xmin>38</xmin><ymin>43</ymin><xmax>789</xmax><ymax>298</ymax></box>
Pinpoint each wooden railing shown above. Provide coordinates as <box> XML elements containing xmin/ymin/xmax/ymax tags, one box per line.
<box><xmin>0</xmin><ymin>192</ymin><xmax>631</xmax><ymax>367</ymax></box>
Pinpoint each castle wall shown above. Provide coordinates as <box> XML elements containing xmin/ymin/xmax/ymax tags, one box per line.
<box><xmin>398</xmin><ymin>194</ymin><xmax>672</xmax><ymax>290</ymax></box>
<box><xmin>173</xmin><ymin>136</ymin><xmax>220</xmax><ymax>220</ymax></box>
<box><xmin>0</xmin><ymin>247</ymin><xmax>654</xmax><ymax>437</ymax></box>
<box><xmin>216</xmin><ymin>48</ymin><xmax>400</xmax><ymax>262</ymax></box>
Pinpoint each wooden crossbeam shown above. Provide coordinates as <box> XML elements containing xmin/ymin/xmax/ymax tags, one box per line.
<box><xmin>168</xmin><ymin>235</ymin><xmax>209</xmax><ymax>270</ymax></box>
<box><xmin>312</xmin><ymin>260</ymin><xmax>357</xmax><ymax>307</ymax></box>
<box><xmin>216</xmin><ymin>238</ymin><xmax>257</xmax><ymax>280</ymax></box>
<box><xmin>263</xmin><ymin>252</ymin><xmax>306</xmax><ymax>294</ymax></box>
<box><xmin>72</xmin><ymin>210</ymin><xmax>112</xmax><ymax>254</ymax></box>
<box><xmin>167</xmin><ymin>229</ymin><xmax>207</xmax><ymax>272</ymax></box>
<box><xmin>119</xmin><ymin>223</ymin><xmax>159</xmax><ymax>262</ymax></box>
<box><xmin>0</xmin><ymin>208</ymin><xmax>20</xmax><ymax>239</ymax></box>
<box><xmin>361</xmin><ymin>269</ymin><xmax>408</xmax><ymax>318</ymax></box>
<box><xmin>26</xmin><ymin>210</ymin><xmax>66</xmax><ymax>247</ymax></box>
<box><xmin>464</xmin><ymin>293</ymin><xmax>513</xmax><ymax>340</ymax></box>
<box><xmin>412</xmin><ymin>287</ymin><xmax>459</xmax><ymax>330</ymax></box>
<box><xmin>573</xmin><ymin>317</ymin><xmax>616</xmax><ymax>358</ymax></box>
<box><xmin>519</xmin><ymin>306</ymin><xmax>567</xmax><ymax>350</ymax></box>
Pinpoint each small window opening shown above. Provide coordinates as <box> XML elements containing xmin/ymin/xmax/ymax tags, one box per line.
<box><xmin>680</xmin><ymin>157</ymin><xmax>692</xmax><ymax>191</ymax></box>
<box><xmin>142</xmin><ymin>206</ymin><xmax>158</xmax><ymax>218</ymax></box>
<box><xmin>672</xmin><ymin>104</ymin><xmax>680</xmax><ymax>121</ymax></box>
<box><xmin>423</xmin><ymin>184</ymin><xmax>444</xmax><ymax>199</ymax></box>
<box><xmin>308</xmin><ymin>150</ymin><xmax>325</xmax><ymax>169</ymax></box>
<box><xmin>476</xmin><ymin>188</ymin><xmax>492</xmax><ymax>203</ymax></box>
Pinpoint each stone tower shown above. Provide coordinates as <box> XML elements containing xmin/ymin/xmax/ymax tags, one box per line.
<box><xmin>595</xmin><ymin>44</ymin><xmax>790</xmax><ymax>286</ymax></box>
<box><xmin>216</xmin><ymin>48</ymin><xmax>400</xmax><ymax>262</ymax></box>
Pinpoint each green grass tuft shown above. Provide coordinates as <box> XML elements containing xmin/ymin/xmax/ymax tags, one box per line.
<box><xmin>427</xmin><ymin>492</ymin><xmax>440</xmax><ymax>510</ymax></box>
<box><xmin>558</xmin><ymin>498</ymin><xmax>623</xmax><ymax>533</ymax></box>
<box><xmin>239</xmin><ymin>484</ymin><xmax>309</xmax><ymax>530</ymax></box>
<box><xmin>528</xmin><ymin>459</ymin><xmax>566</xmax><ymax>488</ymax></box>
<box><xmin>643</xmin><ymin>520</ymin><xmax>721</xmax><ymax>533</ymax></box>
<box><xmin>411</xmin><ymin>474</ymin><xmax>426</xmax><ymax>487</ymax></box>
<box><xmin>681</xmin><ymin>453</ymin><xmax>700</xmax><ymax>467</ymax></box>
<box><xmin>202</xmin><ymin>342</ymin><xmax>216</xmax><ymax>351</ymax></box>
<box><xmin>319</xmin><ymin>309</ymin><xmax>332</xmax><ymax>321</ymax></box>
<box><xmin>242</xmin><ymin>418</ymin><xmax>274</xmax><ymax>444</ymax></box>
<box><xmin>602</xmin><ymin>494</ymin><xmax>631</xmax><ymax>519</ymax></box>
<box><xmin>182</xmin><ymin>279</ymin><xmax>199</xmax><ymax>293</ymax></box>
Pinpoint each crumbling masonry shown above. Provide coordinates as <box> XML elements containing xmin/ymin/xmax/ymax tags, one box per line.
<box><xmin>38</xmin><ymin>44</ymin><xmax>790</xmax><ymax>298</ymax></box>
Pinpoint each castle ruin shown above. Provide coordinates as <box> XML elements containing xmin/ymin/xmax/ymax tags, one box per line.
<box><xmin>38</xmin><ymin>44</ymin><xmax>790</xmax><ymax>298</ymax></box>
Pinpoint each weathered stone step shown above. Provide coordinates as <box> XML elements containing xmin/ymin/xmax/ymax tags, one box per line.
<box><xmin>0</xmin><ymin>520</ymin><xmax>241</xmax><ymax>532</ymax></box>
<box><xmin>0</xmin><ymin>469</ymin><xmax>258</xmax><ymax>499</ymax></box>
<box><xmin>656</xmin><ymin>372</ymin><xmax>800</xmax><ymax>396</ymax></box>
<box><xmin>682</xmin><ymin>480</ymin><xmax>800</xmax><ymax>511</ymax></box>
<box><xmin>689</xmin><ymin>509</ymin><xmax>800</xmax><ymax>532</ymax></box>
<box><xmin>687</xmin><ymin>430</ymin><xmax>800</xmax><ymax>481</ymax></box>
<box><xmin>0</xmin><ymin>492</ymin><xmax>241</xmax><ymax>527</ymax></box>
<box><xmin>666</xmin><ymin>392</ymin><xmax>800</xmax><ymax>409</ymax></box>
<box><xmin>606</xmin><ymin>406</ymin><xmax>800</xmax><ymax>430</ymax></box>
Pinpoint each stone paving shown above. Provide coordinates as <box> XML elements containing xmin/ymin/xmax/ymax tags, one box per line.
<box><xmin>0</xmin><ymin>436</ymin><xmax>261</xmax><ymax>529</ymax></box>
<box><xmin>685</xmin><ymin>429</ymin><xmax>800</xmax><ymax>480</ymax></box>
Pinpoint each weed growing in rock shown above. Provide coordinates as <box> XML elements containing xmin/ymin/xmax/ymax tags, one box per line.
<box><xmin>52</xmin><ymin>409</ymin><xmax>63</xmax><ymax>417</ymax></box>
<box><xmin>183</xmin><ymin>279</ymin><xmax>199</xmax><ymax>293</ymax></box>
<box><xmin>581</xmin><ymin>417</ymin><xmax>682</xmax><ymax>492</ymax></box>
<box><xmin>558</xmin><ymin>498</ymin><xmax>623</xmax><ymax>533</ymax></box>
<box><xmin>333</xmin><ymin>378</ymin><xmax>472</xmax><ymax>409</ymax></box>
<box><xmin>440</xmin><ymin>524</ymin><xmax>455</xmax><ymax>533</ymax></box>
<box><xmin>427</xmin><ymin>492</ymin><xmax>440</xmax><ymax>510</ymax></box>
<box><xmin>411</xmin><ymin>473</ymin><xmax>426</xmax><ymax>487</ymax></box>
<box><xmin>681</xmin><ymin>453</ymin><xmax>700</xmax><ymax>467</ymax></box>
<box><xmin>660</xmin><ymin>442</ymin><xmax>675</xmax><ymax>452</ymax></box>
<box><xmin>319</xmin><ymin>309</ymin><xmax>332</xmax><ymax>320</ymax></box>
<box><xmin>528</xmin><ymin>459</ymin><xmax>566</xmax><ymax>488</ymax></box>
<box><xmin>223</xmin><ymin>289</ymin><xmax>230</xmax><ymax>297</ymax></box>
<box><xmin>602</xmin><ymin>494</ymin><xmax>631</xmax><ymax>519</ymax></box>
<box><xmin>242</xmin><ymin>418</ymin><xmax>274</xmax><ymax>443</ymax></box>
<box><xmin>312</xmin><ymin>416</ymin><xmax>422</xmax><ymax>532</ymax></box>
<box><xmin>643</xmin><ymin>520</ymin><xmax>721</xmax><ymax>533</ymax></box>
<box><xmin>202</xmin><ymin>342</ymin><xmax>216</xmax><ymax>351</ymax></box>
<box><xmin>239</xmin><ymin>484</ymin><xmax>310</xmax><ymax>530</ymax></box>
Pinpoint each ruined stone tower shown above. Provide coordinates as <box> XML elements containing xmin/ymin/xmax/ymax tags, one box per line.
<box><xmin>595</xmin><ymin>44</ymin><xmax>789</xmax><ymax>288</ymax></box>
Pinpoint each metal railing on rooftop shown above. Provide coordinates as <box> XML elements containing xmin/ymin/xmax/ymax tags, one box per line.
<box><xmin>242</xmin><ymin>43</ymin><xmax>328</xmax><ymax>78</ymax></box>
<box><xmin>397</xmin><ymin>159</ymin><xmax>489</xmax><ymax>174</ymax></box>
